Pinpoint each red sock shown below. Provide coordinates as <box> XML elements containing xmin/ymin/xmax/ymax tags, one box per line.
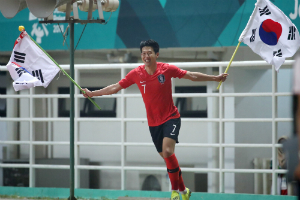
<box><xmin>178</xmin><ymin>168</ymin><xmax>186</xmax><ymax>192</ymax></box>
<box><xmin>164</xmin><ymin>154</ymin><xmax>179</xmax><ymax>190</ymax></box>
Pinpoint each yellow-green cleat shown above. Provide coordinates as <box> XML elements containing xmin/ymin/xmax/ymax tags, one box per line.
<box><xmin>171</xmin><ymin>190</ymin><xmax>180</xmax><ymax>200</ymax></box>
<box><xmin>181</xmin><ymin>188</ymin><xmax>192</xmax><ymax>200</ymax></box>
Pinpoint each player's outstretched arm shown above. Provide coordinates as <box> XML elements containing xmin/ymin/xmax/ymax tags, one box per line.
<box><xmin>182</xmin><ymin>71</ymin><xmax>228</xmax><ymax>82</ymax></box>
<box><xmin>82</xmin><ymin>83</ymin><xmax>123</xmax><ymax>98</ymax></box>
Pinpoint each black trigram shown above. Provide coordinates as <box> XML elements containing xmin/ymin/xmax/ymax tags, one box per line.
<box><xmin>15</xmin><ymin>67</ymin><xmax>27</xmax><ymax>77</ymax></box>
<box><xmin>288</xmin><ymin>26</ymin><xmax>296</xmax><ymax>40</ymax></box>
<box><xmin>259</xmin><ymin>5</ymin><xmax>271</xmax><ymax>16</ymax></box>
<box><xmin>15</xmin><ymin>83</ymin><xmax>28</xmax><ymax>85</ymax></box>
<box><xmin>250</xmin><ymin>29</ymin><xmax>256</xmax><ymax>42</ymax></box>
<box><xmin>273</xmin><ymin>49</ymin><xmax>282</xmax><ymax>57</ymax></box>
<box><xmin>14</xmin><ymin>51</ymin><xmax>26</xmax><ymax>63</ymax></box>
<box><xmin>32</xmin><ymin>69</ymin><xmax>44</xmax><ymax>83</ymax></box>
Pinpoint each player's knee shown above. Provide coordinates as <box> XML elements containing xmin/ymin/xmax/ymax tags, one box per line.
<box><xmin>162</xmin><ymin>147</ymin><xmax>173</xmax><ymax>158</ymax></box>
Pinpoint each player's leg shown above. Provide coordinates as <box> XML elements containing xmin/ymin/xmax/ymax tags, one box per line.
<box><xmin>161</xmin><ymin>118</ymin><xmax>180</xmax><ymax>200</ymax></box>
<box><xmin>161</xmin><ymin>138</ymin><xmax>179</xmax><ymax>199</ymax></box>
<box><xmin>162</xmin><ymin>118</ymin><xmax>191</xmax><ymax>200</ymax></box>
<box><xmin>162</xmin><ymin>137</ymin><xmax>176</xmax><ymax>158</ymax></box>
<box><xmin>149</xmin><ymin>118</ymin><xmax>184</xmax><ymax>200</ymax></box>
<box><xmin>159</xmin><ymin>150</ymin><xmax>186</xmax><ymax>192</ymax></box>
<box><xmin>162</xmin><ymin>138</ymin><xmax>180</xmax><ymax>197</ymax></box>
<box><xmin>162</xmin><ymin>117</ymin><xmax>181</xmax><ymax>158</ymax></box>
<box><xmin>158</xmin><ymin>151</ymin><xmax>181</xmax><ymax>200</ymax></box>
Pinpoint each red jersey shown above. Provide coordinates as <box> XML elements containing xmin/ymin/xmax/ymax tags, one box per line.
<box><xmin>119</xmin><ymin>62</ymin><xmax>187</xmax><ymax>126</ymax></box>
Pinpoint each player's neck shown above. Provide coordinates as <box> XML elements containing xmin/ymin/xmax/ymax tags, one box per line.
<box><xmin>144</xmin><ymin>63</ymin><xmax>157</xmax><ymax>75</ymax></box>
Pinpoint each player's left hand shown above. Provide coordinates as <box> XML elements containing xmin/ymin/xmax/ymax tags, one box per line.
<box><xmin>215</xmin><ymin>73</ymin><xmax>228</xmax><ymax>82</ymax></box>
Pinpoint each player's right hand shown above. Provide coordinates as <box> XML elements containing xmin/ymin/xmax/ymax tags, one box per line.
<box><xmin>82</xmin><ymin>88</ymin><xmax>93</xmax><ymax>98</ymax></box>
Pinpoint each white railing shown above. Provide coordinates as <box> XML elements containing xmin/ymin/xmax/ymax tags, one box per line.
<box><xmin>0</xmin><ymin>60</ymin><xmax>294</xmax><ymax>194</ymax></box>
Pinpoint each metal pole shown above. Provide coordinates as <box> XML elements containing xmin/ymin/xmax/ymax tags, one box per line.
<box><xmin>219</xmin><ymin>66</ymin><xmax>224</xmax><ymax>193</ymax></box>
<box><xmin>69</xmin><ymin>22</ymin><xmax>76</xmax><ymax>200</ymax></box>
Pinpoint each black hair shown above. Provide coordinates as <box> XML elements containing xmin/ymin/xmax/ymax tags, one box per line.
<box><xmin>140</xmin><ymin>39</ymin><xmax>159</xmax><ymax>54</ymax></box>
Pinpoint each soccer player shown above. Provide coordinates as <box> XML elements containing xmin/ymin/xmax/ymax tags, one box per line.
<box><xmin>82</xmin><ymin>39</ymin><xmax>228</xmax><ymax>200</ymax></box>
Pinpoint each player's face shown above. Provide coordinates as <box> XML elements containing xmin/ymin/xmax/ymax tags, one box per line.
<box><xmin>141</xmin><ymin>46</ymin><xmax>159</xmax><ymax>67</ymax></box>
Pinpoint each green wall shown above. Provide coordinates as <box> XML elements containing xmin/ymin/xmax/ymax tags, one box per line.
<box><xmin>0</xmin><ymin>0</ymin><xmax>299</xmax><ymax>51</ymax></box>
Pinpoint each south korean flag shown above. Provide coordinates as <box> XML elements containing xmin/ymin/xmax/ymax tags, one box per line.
<box><xmin>7</xmin><ymin>62</ymin><xmax>40</xmax><ymax>91</ymax></box>
<box><xmin>6</xmin><ymin>30</ymin><xmax>60</xmax><ymax>91</ymax></box>
<box><xmin>239</xmin><ymin>0</ymin><xmax>300</xmax><ymax>71</ymax></box>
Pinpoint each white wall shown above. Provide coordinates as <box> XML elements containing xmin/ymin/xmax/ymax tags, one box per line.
<box><xmin>19</xmin><ymin>87</ymin><xmax>49</xmax><ymax>160</ymax></box>
<box><xmin>5</xmin><ymin>75</ymin><xmax>19</xmax><ymax>161</ymax></box>
<box><xmin>232</xmin><ymin>67</ymin><xmax>293</xmax><ymax>194</ymax></box>
<box><xmin>3</xmin><ymin>63</ymin><xmax>294</xmax><ymax>192</ymax></box>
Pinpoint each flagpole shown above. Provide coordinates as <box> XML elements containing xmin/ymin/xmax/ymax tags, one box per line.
<box><xmin>18</xmin><ymin>26</ymin><xmax>101</xmax><ymax>110</ymax></box>
<box><xmin>69</xmin><ymin>22</ymin><xmax>76</xmax><ymax>200</ymax></box>
<box><xmin>216</xmin><ymin>42</ymin><xmax>241</xmax><ymax>90</ymax></box>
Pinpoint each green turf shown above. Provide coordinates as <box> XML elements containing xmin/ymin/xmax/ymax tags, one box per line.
<box><xmin>0</xmin><ymin>187</ymin><xmax>297</xmax><ymax>200</ymax></box>
<box><xmin>0</xmin><ymin>195</ymin><xmax>116</xmax><ymax>200</ymax></box>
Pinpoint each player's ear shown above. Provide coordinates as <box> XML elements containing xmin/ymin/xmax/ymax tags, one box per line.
<box><xmin>156</xmin><ymin>52</ymin><xmax>159</xmax><ymax>58</ymax></box>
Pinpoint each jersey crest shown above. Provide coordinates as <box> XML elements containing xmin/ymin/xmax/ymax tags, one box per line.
<box><xmin>157</xmin><ymin>74</ymin><xmax>165</xmax><ymax>84</ymax></box>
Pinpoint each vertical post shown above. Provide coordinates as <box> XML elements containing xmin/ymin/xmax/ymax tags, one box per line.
<box><xmin>121</xmin><ymin>67</ymin><xmax>125</xmax><ymax>190</ymax></box>
<box><xmin>69</xmin><ymin>22</ymin><xmax>76</xmax><ymax>200</ymax></box>
<box><xmin>74</xmin><ymin>68</ymin><xmax>80</xmax><ymax>188</ymax></box>
<box><xmin>271</xmin><ymin>65</ymin><xmax>277</xmax><ymax>195</ymax></box>
<box><xmin>29</xmin><ymin>88</ymin><xmax>35</xmax><ymax>187</ymax></box>
<box><xmin>47</xmin><ymin>98</ymin><xmax>53</xmax><ymax>159</ymax></box>
<box><xmin>207</xmin><ymin>67</ymin><xmax>219</xmax><ymax>193</ymax></box>
<box><xmin>219</xmin><ymin>66</ymin><xmax>224</xmax><ymax>193</ymax></box>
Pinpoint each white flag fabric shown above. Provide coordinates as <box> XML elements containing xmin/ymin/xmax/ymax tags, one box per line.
<box><xmin>6</xmin><ymin>30</ymin><xmax>60</xmax><ymax>91</ymax></box>
<box><xmin>7</xmin><ymin>62</ymin><xmax>41</xmax><ymax>91</ymax></box>
<box><xmin>239</xmin><ymin>0</ymin><xmax>300</xmax><ymax>71</ymax></box>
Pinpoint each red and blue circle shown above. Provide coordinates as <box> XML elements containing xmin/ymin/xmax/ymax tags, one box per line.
<box><xmin>259</xmin><ymin>19</ymin><xmax>282</xmax><ymax>46</ymax></box>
